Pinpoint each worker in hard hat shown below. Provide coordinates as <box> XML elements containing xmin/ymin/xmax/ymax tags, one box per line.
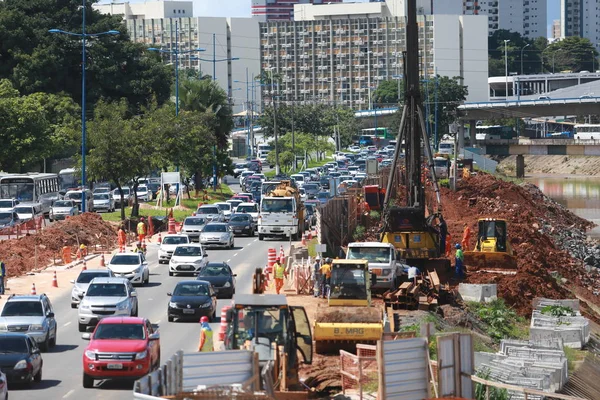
<box><xmin>454</xmin><ymin>243</ymin><xmax>464</xmax><ymax>280</ymax></box>
<box><xmin>274</xmin><ymin>258</ymin><xmax>287</xmax><ymax>295</ymax></box>
<box><xmin>197</xmin><ymin>316</ymin><xmax>214</xmax><ymax>352</ymax></box>
<box><xmin>137</xmin><ymin>217</ymin><xmax>147</xmax><ymax>242</ymax></box>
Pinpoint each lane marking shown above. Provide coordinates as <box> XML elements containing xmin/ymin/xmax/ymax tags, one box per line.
<box><xmin>63</xmin><ymin>389</ymin><xmax>75</xmax><ymax>398</ymax></box>
<box><xmin>254</xmin><ymin>239</ymin><xmax>258</xmax><ymax>242</ymax></box>
<box><xmin>156</xmin><ymin>320</ymin><xmax>161</xmax><ymax>324</ymax></box>
<box><xmin>233</xmin><ymin>253</ymin><xmax>238</xmax><ymax>257</ymax></box>
<box><xmin>63</xmin><ymin>322</ymin><xmax>71</xmax><ymax>327</ymax></box>
<box><xmin>226</xmin><ymin>259</ymin><xmax>231</xmax><ymax>262</ymax></box>
<box><xmin>147</xmin><ymin>298</ymin><xmax>153</xmax><ymax>301</ymax></box>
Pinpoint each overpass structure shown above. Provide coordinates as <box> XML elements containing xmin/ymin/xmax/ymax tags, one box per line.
<box><xmin>480</xmin><ymin>138</ymin><xmax>600</xmax><ymax>156</ymax></box>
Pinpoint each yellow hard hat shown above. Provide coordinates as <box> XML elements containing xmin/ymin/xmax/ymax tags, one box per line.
<box><xmin>80</xmin><ymin>244</ymin><xmax>85</xmax><ymax>249</ymax></box>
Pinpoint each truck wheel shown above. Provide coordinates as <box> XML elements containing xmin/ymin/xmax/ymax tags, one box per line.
<box><xmin>258</xmin><ymin>234</ymin><xmax>264</xmax><ymax>241</ymax></box>
<box><xmin>82</xmin><ymin>373</ymin><xmax>94</xmax><ymax>388</ymax></box>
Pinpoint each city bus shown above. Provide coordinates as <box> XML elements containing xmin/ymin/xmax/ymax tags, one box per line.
<box><xmin>59</xmin><ymin>168</ymin><xmax>80</xmax><ymax>191</ymax></box>
<box><xmin>475</xmin><ymin>125</ymin><xmax>515</xmax><ymax>141</ymax></box>
<box><xmin>361</xmin><ymin>127</ymin><xmax>394</xmax><ymax>140</ymax></box>
<box><xmin>0</xmin><ymin>173</ymin><xmax>61</xmax><ymax>215</ymax></box>
<box><xmin>574</xmin><ymin>124</ymin><xmax>600</xmax><ymax>140</ymax></box>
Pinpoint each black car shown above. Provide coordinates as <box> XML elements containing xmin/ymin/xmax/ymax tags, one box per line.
<box><xmin>0</xmin><ymin>333</ymin><xmax>43</xmax><ymax>385</ymax></box>
<box><xmin>167</xmin><ymin>280</ymin><xmax>217</xmax><ymax>322</ymax></box>
<box><xmin>319</xmin><ymin>177</ymin><xmax>330</xmax><ymax>190</ymax></box>
<box><xmin>196</xmin><ymin>262</ymin><xmax>237</xmax><ymax>299</ymax></box>
<box><xmin>303</xmin><ymin>183</ymin><xmax>320</xmax><ymax>199</ymax></box>
<box><xmin>228</xmin><ymin>213</ymin><xmax>255</xmax><ymax>236</ymax></box>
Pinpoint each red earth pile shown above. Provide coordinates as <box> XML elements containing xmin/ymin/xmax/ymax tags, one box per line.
<box><xmin>0</xmin><ymin>213</ymin><xmax>116</xmax><ymax>277</ymax></box>
<box><xmin>438</xmin><ymin>173</ymin><xmax>599</xmax><ymax>317</ymax></box>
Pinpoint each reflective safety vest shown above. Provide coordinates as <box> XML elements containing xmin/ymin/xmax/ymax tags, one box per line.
<box><xmin>137</xmin><ymin>222</ymin><xmax>146</xmax><ymax>235</ymax></box>
<box><xmin>200</xmin><ymin>327</ymin><xmax>214</xmax><ymax>352</ymax></box>
<box><xmin>274</xmin><ymin>263</ymin><xmax>285</xmax><ymax>279</ymax></box>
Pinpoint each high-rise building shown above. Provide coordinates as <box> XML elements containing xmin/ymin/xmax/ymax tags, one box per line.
<box><xmin>560</xmin><ymin>0</ymin><xmax>600</xmax><ymax>48</ymax></box>
<box><xmin>552</xmin><ymin>19</ymin><xmax>561</xmax><ymax>39</ymax></box>
<box><xmin>462</xmin><ymin>0</ymin><xmax>547</xmax><ymax>38</ymax></box>
<box><xmin>251</xmin><ymin>0</ymin><xmax>343</xmax><ymax>22</ymax></box>
<box><xmin>260</xmin><ymin>2</ymin><xmax>489</xmax><ymax>107</ymax></box>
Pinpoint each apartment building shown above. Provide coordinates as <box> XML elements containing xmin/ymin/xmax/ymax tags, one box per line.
<box><xmin>251</xmin><ymin>0</ymin><xmax>343</xmax><ymax>22</ymax></box>
<box><xmin>462</xmin><ymin>0</ymin><xmax>547</xmax><ymax>38</ymax></box>
<box><xmin>561</xmin><ymin>0</ymin><xmax>600</xmax><ymax>47</ymax></box>
<box><xmin>260</xmin><ymin>12</ymin><xmax>489</xmax><ymax>107</ymax></box>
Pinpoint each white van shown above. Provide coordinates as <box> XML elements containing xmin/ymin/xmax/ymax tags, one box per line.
<box><xmin>346</xmin><ymin>242</ymin><xmax>403</xmax><ymax>292</ymax></box>
<box><xmin>257</xmin><ymin>143</ymin><xmax>272</xmax><ymax>158</ymax></box>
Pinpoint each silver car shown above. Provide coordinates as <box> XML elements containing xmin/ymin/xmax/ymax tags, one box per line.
<box><xmin>196</xmin><ymin>205</ymin><xmax>223</xmax><ymax>222</ymax></box>
<box><xmin>77</xmin><ymin>277</ymin><xmax>138</xmax><ymax>332</ymax></box>
<box><xmin>0</xmin><ymin>294</ymin><xmax>57</xmax><ymax>351</ymax></box>
<box><xmin>200</xmin><ymin>222</ymin><xmax>234</xmax><ymax>249</ymax></box>
<box><xmin>70</xmin><ymin>269</ymin><xmax>115</xmax><ymax>308</ymax></box>
<box><xmin>50</xmin><ymin>200</ymin><xmax>79</xmax><ymax>221</ymax></box>
<box><xmin>181</xmin><ymin>216</ymin><xmax>207</xmax><ymax>242</ymax></box>
<box><xmin>92</xmin><ymin>193</ymin><xmax>115</xmax><ymax>213</ymax></box>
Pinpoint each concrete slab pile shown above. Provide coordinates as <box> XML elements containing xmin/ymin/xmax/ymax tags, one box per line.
<box><xmin>530</xmin><ymin>298</ymin><xmax>590</xmax><ymax>349</ymax></box>
<box><xmin>458</xmin><ymin>283</ymin><xmax>498</xmax><ymax>303</ymax></box>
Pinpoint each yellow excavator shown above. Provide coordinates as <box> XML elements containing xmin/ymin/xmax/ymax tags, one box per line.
<box><xmin>313</xmin><ymin>259</ymin><xmax>383</xmax><ymax>354</ymax></box>
<box><xmin>463</xmin><ymin>218</ymin><xmax>518</xmax><ymax>273</ymax></box>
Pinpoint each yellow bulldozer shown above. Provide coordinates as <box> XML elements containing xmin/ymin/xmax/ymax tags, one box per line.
<box><xmin>463</xmin><ymin>218</ymin><xmax>518</xmax><ymax>273</ymax></box>
<box><xmin>313</xmin><ymin>259</ymin><xmax>383</xmax><ymax>354</ymax></box>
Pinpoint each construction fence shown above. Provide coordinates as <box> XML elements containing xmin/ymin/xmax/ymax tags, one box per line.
<box><xmin>0</xmin><ymin>214</ymin><xmax>46</xmax><ymax>241</ymax></box>
<box><xmin>340</xmin><ymin>344</ymin><xmax>379</xmax><ymax>399</ymax></box>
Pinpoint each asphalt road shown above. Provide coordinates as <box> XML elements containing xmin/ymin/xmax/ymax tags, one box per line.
<box><xmin>9</xmin><ymin>178</ymin><xmax>294</xmax><ymax>400</ymax></box>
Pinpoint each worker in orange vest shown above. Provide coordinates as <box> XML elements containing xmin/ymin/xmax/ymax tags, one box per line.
<box><xmin>445</xmin><ymin>233</ymin><xmax>453</xmax><ymax>257</ymax></box>
<box><xmin>137</xmin><ymin>218</ymin><xmax>147</xmax><ymax>242</ymax></box>
<box><xmin>117</xmin><ymin>226</ymin><xmax>127</xmax><ymax>252</ymax></box>
<box><xmin>461</xmin><ymin>223</ymin><xmax>471</xmax><ymax>251</ymax></box>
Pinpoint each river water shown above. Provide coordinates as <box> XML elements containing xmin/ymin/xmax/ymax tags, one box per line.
<box><xmin>527</xmin><ymin>176</ymin><xmax>600</xmax><ymax>238</ymax></box>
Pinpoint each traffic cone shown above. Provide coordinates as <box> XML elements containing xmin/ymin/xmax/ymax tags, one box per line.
<box><xmin>301</xmin><ymin>233</ymin><xmax>307</xmax><ymax>246</ymax></box>
<box><xmin>100</xmin><ymin>254</ymin><xmax>105</xmax><ymax>267</ymax></box>
<box><xmin>157</xmin><ymin>232</ymin><xmax>162</xmax><ymax>244</ymax></box>
<box><xmin>279</xmin><ymin>245</ymin><xmax>285</xmax><ymax>261</ymax></box>
<box><xmin>30</xmin><ymin>283</ymin><xmax>37</xmax><ymax>295</ymax></box>
<box><xmin>52</xmin><ymin>271</ymin><xmax>58</xmax><ymax>288</ymax></box>
<box><xmin>82</xmin><ymin>259</ymin><xmax>87</xmax><ymax>271</ymax></box>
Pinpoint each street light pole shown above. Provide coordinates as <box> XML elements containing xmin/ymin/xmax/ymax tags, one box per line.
<box><xmin>521</xmin><ymin>43</ymin><xmax>530</xmax><ymax>75</ymax></box>
<box><xmin>49</xmin><ymin>0</ymin><xmax>119</xmax><ymax>213</ymax></box>
<box><xmin>175</xmin><ymin>21</ymin><xmax>179</xmax><ymax>116</ymax></box>
<box><xmin>504</xmin><ymin>39</ymin><xmax>510</xmax><ymax>99</ymax></box>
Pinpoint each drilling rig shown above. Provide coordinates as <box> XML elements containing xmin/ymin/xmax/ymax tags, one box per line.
<box><xmin>380</xmin><ymin>0</ymin><xmax>448</xmax><ymax>270</ymax></box>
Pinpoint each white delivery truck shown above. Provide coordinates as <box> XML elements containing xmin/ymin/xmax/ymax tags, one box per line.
<box><xmin>258</xmin><ymin>181</ymin><xmax>304</xmax><ymax>240</ymax></box>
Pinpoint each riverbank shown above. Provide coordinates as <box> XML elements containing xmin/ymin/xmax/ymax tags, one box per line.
<box><xmin>497</xmin><ymin>155</ymin><xmax>600</xmax><ymax>176</ymax></box>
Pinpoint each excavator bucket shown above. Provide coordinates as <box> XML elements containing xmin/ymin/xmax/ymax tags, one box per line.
<box><xmin>313</xmin><ymin>306</ymin><xmax>383</xmax><ymax>354</ymax></box>
<box><xmin>464</xmin><ymin>250</ymin><xmax>518</xmax><ymax>274</ymax></box>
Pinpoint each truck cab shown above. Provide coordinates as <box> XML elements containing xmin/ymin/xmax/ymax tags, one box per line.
<box><xmin>346</xmin><ymin>242</ymin><xmax>401</xmax><ymax>292</ymax></box>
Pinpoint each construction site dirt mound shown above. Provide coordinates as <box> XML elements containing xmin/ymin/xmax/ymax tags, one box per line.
<box><xmin>0</xmin><ymin>213</ymin><xmax>116</xmax><ymax>277</ymax></box>
<box><xmin>437</xmin><ymin>173</ymin><xmax>598</xmax><ymax>317</ymax></box>
<box><xmin>316</xmin><ymin>306</ymin><xmax>382</xmax><ymax>323</ymax></box>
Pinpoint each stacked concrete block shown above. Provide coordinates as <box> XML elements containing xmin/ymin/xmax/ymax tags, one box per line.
<box><xmin>530</xmin><ymin>298</ymin><xmax>590</xmax><ymax>349</ymax></box>
<box><xmin>458</xmin><ymin>283</ymin><xmax>498</xmax><ymax>303</ymax></box>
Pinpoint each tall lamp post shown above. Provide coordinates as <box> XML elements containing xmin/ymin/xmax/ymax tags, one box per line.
<box><xmin>49</xmin><ymin>1</ymin><xmax>119</xmax><ymax>213</ymax></box>
<box><xmin>521</xmin><ymin>43</ymin><xmax>530</xmax><ymax>75</ymax></box>
<box><xmin>504</xmin><ymin>39</ymin><xmax>510</xmax><ymax>100</ymax></box>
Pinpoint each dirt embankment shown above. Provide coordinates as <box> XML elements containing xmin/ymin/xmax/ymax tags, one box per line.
<box><xmin>0</xmin><ymin>213</ymin><xmax>116</xmax><ymax>277</ymax></box>
<box><xmin>497</xmin><ymin>155</ymin><xmax>600</xmax><ymax>176</ymax></box>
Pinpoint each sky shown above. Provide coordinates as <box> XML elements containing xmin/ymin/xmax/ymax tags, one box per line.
<box><xmin>100</xmin><ymin>0</ymin><xmax>562</xmax><ymax>38</ymax></box>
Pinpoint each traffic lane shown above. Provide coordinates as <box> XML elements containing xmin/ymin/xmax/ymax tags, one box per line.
<box><xmin>7</xmin><ymin>237</ymin><xmax>257</xmax><ymax>400</ymax></box>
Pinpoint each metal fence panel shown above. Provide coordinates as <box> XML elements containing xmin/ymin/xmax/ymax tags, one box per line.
<box><xmin>463</xmin><ymin>149</ymin><xmax>498</xmax><ymax>173</ymax></box>
<box><xmin>182</xmin><ymin>350</ymin><xmax>255</xmax><ymax>391</ymax></box>
<box><xmin>378</xmin><ymin>337</ymin><xmax>430</xmax><ymax>400</ymax></box>
<box><xmin>437</xmin><ymin>333</ymin><xmax>474</xmax><ymax>399</ymax></box>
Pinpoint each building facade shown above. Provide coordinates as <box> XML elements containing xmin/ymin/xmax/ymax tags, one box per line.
<box><xmin>259</xmin><ymin>13</ymin><xmax>489</xmax><ymax>107</ymax></box>
<box><xmin>462</xmin><ymin>0</ymin><xmax>547</xmax><ymax>38</ymax></box>
<box><xmin>251</xmin><ymin>0</ymin><xmax>343</xmax><ymax>22</ymax></box>
<box><xmin>560</xmin><ymin>0</ymin><xmax>600</xmax><ymax>48</ymax></box>
<box><xmin>94</xmin><ymin>0</ymin><xmax>193</xmax><ymax>19</ymax></box>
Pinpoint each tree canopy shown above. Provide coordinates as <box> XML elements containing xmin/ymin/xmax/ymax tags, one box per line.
<box><xmin>543</xmin><ymin>37</ymin><xmax>599</xmax><ymax>73</ymax></box>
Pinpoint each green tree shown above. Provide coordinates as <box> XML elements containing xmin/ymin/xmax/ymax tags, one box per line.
<box><xmin>543</xmin><ymin>36</ymin><xmax>599</xmax><ymax>73</ymax></box>
<box><xmin>0</xmin><ymin>0</ymin><xmax>172</xmax><ymax>111</ymax></box>
<box><xmin>372</xmin><ymin>80</ymin><xmax>401</xmax><ymax>105</ymax></box>
<box><xmin>488</xmin><ymin>30</ymin><xmax>545</xmax><ymax>76</ymax></box>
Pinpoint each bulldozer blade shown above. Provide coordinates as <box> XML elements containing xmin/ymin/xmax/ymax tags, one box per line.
<box><xmin>464</xmin><ymin>251</ymin><xmax>518</xmax><ymax>274</ymax></box>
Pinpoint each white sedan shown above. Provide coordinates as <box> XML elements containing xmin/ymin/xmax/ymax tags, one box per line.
<box><xmin>107</xmin><ymin>253</ymin><xmax>150</xmax><ymax>286</ymax></box>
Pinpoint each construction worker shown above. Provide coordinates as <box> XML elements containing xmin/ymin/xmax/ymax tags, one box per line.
<box><xmin>445</xmin><ymin>232</ymin><xmax>453</xmax><ymax>257</ymax></box>
<box><xmin>197</xmin><ymin>316</ymin><xmax>214</xmax><ymax>352</ymax></box>
<box><xmin>319</xmin><ymin>258</ymin><xmax>332</xmax><ymax>299</ymax></box>
<box><xmin>455</xmin><ymin>244</ymin><xmax>464</xmax><ymax>280</ymax></box>
<box><xmin>134</xmin><ymin>242</ymin><xmax>145</xmax><ymax>254</ymax></box>
<box><xmin>461</xmin><ymin>223</ymin><xmax>471</xmax><ymax>251</ymax></box>
<box><xmin>313</xmin><ymin>256</ymin><xmax>322</xmax><ymax>297</ymax></box>
<box><xmin>117</xmin><ymin>226</ymin><xmax>127</xmax><ymax>252</ymax></box>
<box><xmin>137</xmin><ymin>217</ymin><xmax>147</xmax><ymax>242</ymax></box>
<box><xmin>0</xmin><ymin>259</ymin><xmax>5</xmax><ymax>296</ymax></box>
<box><xmin>274</xmin><ymin>258</ymin><xmax>286</xmax><ymax>295</ymax></box>
<box><xmin>407</xmin><ymin>265</ymin><xmax>421</xmax><ymax>285</ymax></box>
<box><xmin>77</xmin><ymin>243</ymin><xmax>87</xmax><ymax>259</ymax></box>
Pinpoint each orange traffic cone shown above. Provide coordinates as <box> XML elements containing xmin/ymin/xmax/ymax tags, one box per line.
<box><xmin>100</xmin><ymin>254</ymin><xmax>105</xmax><ymax>267</ymax></box>
<box><xmin>158</xmin><ymin>232</ymin><xmax>162</xmax><ymax>244</ymax></box>
<box><xmin>82</xmin><ymin>259</ymin><xmax>87</xmax><ymax>271</ymax></box>
<box><xmin>30</xmin><ymin>283</ymin><xmax>37</xmax><ymax>295</ymax></box>
<box><xmin>52</xmin><ymin>271</ymin><xmax>58</xmax><ymax>288</ymax></box>
<box><xmin>301</xmin><ymin>233</ymin><xmax>307</xmax><ymax>246</ymax></box>
<box><xmin>279</xmin><ymin>245</ymin><xmax>285</xmax><ymax>261</ymax></box>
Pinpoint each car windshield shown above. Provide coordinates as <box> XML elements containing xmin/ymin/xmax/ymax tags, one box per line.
<box><xmin>200</xmin><ymin>265</ymin><xmax>231</xmax><ymax>276</ymax></box>
<box><xmin>347</xmin><ymin>247</ymin><xmax>391</xmax><ymax>263</ymax></box>
<box><xmin>93</xmin><ymin>194</ymin><xmax>110</xmax><ymax>200</ymax></box>
<box><xmin>173</xmin><ymin>283</ymin><xmax>209</xmax><ymax>296</ymax></box>
<box><xmin>137</xmin><ymin>186</ymin><xmax>148</xmax><ymax>192</ymax></box>
<box><xmin>13</xmin><ymin>207</ymin><xmax>33</xmax><ymax>214</ymax></box>
<box><xmin>0</xmin><ymin>212</ymin><xmax>13</xmax><ymax>223</ymax></box>
<box><xmin>54</xmin><ymin>201</ymin><xmax>74</xmax><ymax>207</ymax></box>
<box><xmin>304</xmin><ymin>184</ymin><xmax>318</xmax><ymax>191</ymax></box>
<box><xmin>203</xmin><ymin>224</ymin><xmax>227</xmax><ymax>233</ymax></box>
<box><xmin>227</xmin><ymin>200</ymin><xmax>242</xmax><ymax>208</ymax></box>
<box><xmin>162</xmin><ymin>236</ymin><xmax>189</xmax><ymax>245</ymax></box>
<box><xmin>261</xmin><ymin>199</ymin><xmax>293</xmax><ymax>213</ymax></box>
<box><xmin>0</xmin><ymin>200</ymin><xmax>14</xmax><ymax>208</ymax></box>
<box><xmin>174</xmin><ymin>246</ymin><xmax>203</xmax><ymax>256</ymax></box>
<box><xmin>330</xmin><ymin>267</ymin><xmax>367</xmax><ymax>300</ymax></box>
<box><xmin>184</xmin><ymin>218</ymin><xmax>206</xmax><ymax>226</ymax></box>
<box><xmin>0</xmin><ymin>337</ymin><xmax>29</xmax><ymax>353</ymax></box>
<box><xmin>110</xmin><ymin>255</ymin><xmax>140</xmax><ymax>265</ymax></box>
<box><xmin>216</xmin><ymin>204</ymin><xmax>231</xmax><ymax>211</ymax></box>
<box><xmin>76</xmin><ymin>271</ymin><xmax>110</xmax><ymax>284</ymax></box>
<box><xmin>94</xmin><ymin>323</ymin><xmax>145</xmax><ymax>340</ymax></box>
<box><xmin>65</xmin><ymin>192</ymin><xmax>81</xmax><ymax>200</ymax></box>
<box><xmin>198</xmin><ymin>207</ymin><xmax>219</xmax><ymax>215</ymax></box>
<box><xmin>236</xmin><ymin>205</ymin><xmax>257</xmax><ymax>213</ymax></box>
<box><xmin>318</xmin><ymin>193</ymin><xmax>328</xmax><ymax>199</ymax></box>
<box><xmin>115</xmin><ymin>188</ymin><xmax>130</xmax><ymax>195</ymax></box>
<box><xmin>86</xmin><ymin>283</ymin><xmax>127</xmax><ymax>297</ymax></box>
<box><xmin>1</xmin><ymin>301</ymin><xmax>43</xmax><ymax>317</ymax></box>
<box><xmin>230</xmin><ymin>214</ymin><xmax>250</xmax><ymax>222</ymax></box>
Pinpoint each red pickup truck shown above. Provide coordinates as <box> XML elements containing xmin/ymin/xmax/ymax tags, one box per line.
<box><xmin>81</xmin><ymin>317</ymin><xmax>160</xmax><ymax>388</ymax></box>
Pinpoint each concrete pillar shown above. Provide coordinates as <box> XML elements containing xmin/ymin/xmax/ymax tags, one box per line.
<box><xmin>458</xmin><ymin>122</ymin><xmax>465</xmax><ymax>155</ymax></box>
<box><xmin>469</xmin><ymin>119</ymin><xmax>477</xmax><ymax>146</ymax></box>
<box><xmin>516</xmin><ymin>154</ymin><xmax>525</xmax><ymax>178</ymax></box>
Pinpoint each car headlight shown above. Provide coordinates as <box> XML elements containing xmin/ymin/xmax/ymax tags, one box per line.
<box><xmin>169</xmin><ymin>302</ymin><xmax>177</xmax><ymax>308</ymax></box>
<box><xmin>223</xmin><ymin>281</ymin><xmax>231</xmax><ymax>288</ymax></box>
<box><xmin>221</xmin><ymin>234</ymin><xmax>229</xmax><ymax>240</ymax></box>
<box><xmin>79</xmin><ymin>303</ymin><xmax>90</xmax><ymax>310</ymax></box>
<box><xmin>200</xmin><ymin>301</ymin><xmax>212</xmax><ymax>308</ymax></box>
<box><xmin>84</xmin><ymin>350</ymin><xmax>96</xmax><ymax>360</ymax></box>
<box><xmin>14</xmin><ymin>360</ymin><xmax>28</xmax><ymax>370</ymax></box>
<box><xmin>381</xmin><ymin>269</ymin><xmax>392</xmax><ymax>276</ymax></box>
<box><xmin>29</xmin><ymin>324</ymin><xmax>45</xmax><ymax>332</ymax></box>
<box><xmin>0</xmin><ymin>324</ymin><xmax>8</xmax><ymax>332</ymax></box>
<box><xmin>135</xmin><ymin>350</ymin><xmax>148</xmax><ymax>360</ymax></box>
<box><xmin>116</xmin><ymin>301</ymin><xmax>129</xmax><ymax>311</ymax></box>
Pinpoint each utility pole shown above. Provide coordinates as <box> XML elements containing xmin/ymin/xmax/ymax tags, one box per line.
<box><xmin>271</xmin><ymin>73</ymin><xmax>280</xmax><ymax>175</ymax></box>
<box><xmin>504</xmin><ymin>39</ymin><xmax>510</xmax><ymax>99</ymax></box>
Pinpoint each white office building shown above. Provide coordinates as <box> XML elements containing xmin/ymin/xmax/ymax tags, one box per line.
<box><xmin>560</xmin><ymin>0</ymin><xmax>600</xmax><ymax>48</ymax></box>
<box><xmin>462</xmin><ymin>0</ymin><xmax>547</xmax><ymax>38</ymax></box>
<box><xmin>93</xmin><ymin>1</ymin><xmax>261</xmax><ymax>114</ymax></box>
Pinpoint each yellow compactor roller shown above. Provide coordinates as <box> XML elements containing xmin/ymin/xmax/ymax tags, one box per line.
<box><xmin>463</xmin><ymin>218</ymin><xmax>518</xmax><ymax>273</ymax></box>
<box><xmin>313</xmin><ymin>259</ymin><xmax>383</xmax><ymax>354</ymax></box>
